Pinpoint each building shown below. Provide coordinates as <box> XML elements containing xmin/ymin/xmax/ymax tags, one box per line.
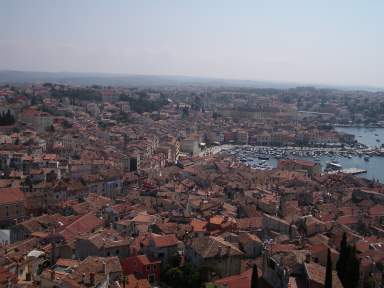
<box><xmin>20</xmin><ymin>108</ymin><xmax>53</xmax><ymax>132</ymax></box>
<box><xmin>147</xmin><ymin>234</ymin><xmax>183</xmax><ymax>266</ymax></box>
<box><xmin>277</xmin><ymin>159</ymin><xmax>321</xmax><ymax>177</ymax></box>
<box><xmin>186</xmin><ymin>236</ymin><xmax>244</xmax><ymax>278</ymax></box>
<box><xmin>213</xmin><ymin>268</ymin><xmax>253</xmax><ymax>288</ymax></box>
<box><xmin>0</xmin><ymin>187</ymin><xmax>25</xmax><ymax>228</ymax></box>
<box><xmin>304</xmin><ymin>262</ymin><xmax>343</xmax><ymax>288</ymax></box>
<box><xmin>120</xmin><ymin>255</ymin><xmax>161</xmax><ymax>283</ymax></box>
<box><xmin>75</xmin><ymin>229</ymin><xmax>131</xmax><ymax>260</ymax></box>
<box><xmin>181</xmin><ymin>137</ymin><xmax>201</xmax><ymax>156</ymax></box>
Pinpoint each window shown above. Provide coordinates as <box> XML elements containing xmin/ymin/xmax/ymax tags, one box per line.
<box><xmin>116</xmin><ymin>250</ymin><xmax>119</xmax><ymax>255</ymax></box>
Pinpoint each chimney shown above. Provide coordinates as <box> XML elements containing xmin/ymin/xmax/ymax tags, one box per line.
<box><xmin>90</xmin><ymin>272</ymin><xmax>95</xmax><ymax>285</ymax></box>
<box><xmin>81</xmin><ymin>273</ymin><xmax>85</xmax><ymax>283</ymax></box>
<box><xmin>102</xmin><ymin>261</ymin><xmax>107</xmax><ymax>275</ymax></box>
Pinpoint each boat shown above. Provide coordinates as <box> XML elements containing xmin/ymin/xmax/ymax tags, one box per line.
<box><xmin>364</xmin><ymin>156</ymin><xmax>370</xmax><ymax>161</ymax></box>
<box><xmin>258</xmin><ymin>155</ymin><xmax>270</xmax><ymax>160</ymax></box>
<box><xmin>326</xmin><ymin>162</ymin><xmax>342</xmax><ymax>171</ymax></box>
<box><xmin>377</xmin><ymin>139</ymin><xmax>381</xmax><ymax>142</ymax></box>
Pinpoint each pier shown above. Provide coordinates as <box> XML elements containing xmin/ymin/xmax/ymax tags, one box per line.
<box><xmin>327</xmin><ymin>168</ymin><xmax>367</xmax><ymax>175</ymax></box>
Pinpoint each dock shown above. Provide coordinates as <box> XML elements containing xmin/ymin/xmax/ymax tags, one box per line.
<box><xmin>327</xmin><ymin>168</ymin><xmax>367</xmax><ymax>175</ymax></box>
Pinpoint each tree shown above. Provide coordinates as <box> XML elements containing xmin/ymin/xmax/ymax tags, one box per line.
<box><xmin>161</xmin><ymin>253</ymin><xmax>202</xmax><ymax>288</ymax></box>
<box><xmin>364</xmin><ymin>274</ymin><xmax>375</xmax><ymax>288</ymax></box>
<box><xmin>251</xmin><ymin>264</ymin><xmax>259</xmax><ymax>288</ymax></box>
<box><xmin>344</xmin><ymin>246</ymin><xmax>360</xmax><ymax>288</ymax></box>
<box><xmin>325</xmin><ymin>249</ymin><xmax>333</xmax><ymax>288</ymax></box>
<box><xmin>0</xmin><ymin>109</ymin><xmax>15</xmax><ymax>126</ymax></box>
<box><xmin>164</xmin><ymin>267</ymin><xmax>184</xmax><ymax>287</ymax></box>
<box><xmin>336</xmin><ymin>232</ymin><xmax>347</xmax><ymax>284</ymax></box>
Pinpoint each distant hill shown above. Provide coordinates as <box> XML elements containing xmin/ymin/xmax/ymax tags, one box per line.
<box><xmin>0</xmin><ymin>70</ymin><xmax>382</xmax><ymax>91</ymax></box>
<box><xmin>0</xmin><ymin>70</ymin><xmax>294</xmax><ymax>88</ymax></box>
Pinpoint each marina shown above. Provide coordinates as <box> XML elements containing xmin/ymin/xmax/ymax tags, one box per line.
<box><xmin>214</xmin><ymin>127</ymin><xmax>384</xmax><ymax>182</ymax></box>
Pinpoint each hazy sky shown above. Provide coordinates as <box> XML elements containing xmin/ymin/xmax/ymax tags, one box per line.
<box><xmin>1</xmin><ymin>0</ymin><xmax>383</xmax><ymax>87</ymax></box>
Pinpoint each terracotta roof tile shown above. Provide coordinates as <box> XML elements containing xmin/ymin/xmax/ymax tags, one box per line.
<box><xmin>0</xmin><ymin>187</ymin><xmax>24</xmax><ymax>204</ymax></box>
<box><xmin>213</xmin><ymin>268</ymin><xmax>252</xmax><ymax>288</ymax></box>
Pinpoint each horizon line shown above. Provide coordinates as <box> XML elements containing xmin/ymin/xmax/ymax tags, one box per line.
<box><xmin>1</xmin><ymin>69</ymin><xmax>383</xmax><ymax>92</ymax></box>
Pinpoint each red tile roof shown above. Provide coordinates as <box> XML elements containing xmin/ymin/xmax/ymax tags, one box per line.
<box><xmin>279</xmin><ymin>159</ymin><xmax>318</xmax><ymax>168</ymax></box>
<box><xmin>304</xmin><ymin>262</ymin><xmax>343</xmax><ymax>288</ymax></box>
<box><xmin>0</xmin><ymin>187</ymin><xmax>24</xmax><ymax>204</ymax></box>
<box><xmin>56</xmin><ymin>258</ymin><xmax>80</xmax><ymax>268</ymax></box>
<box><xmin>121</xmin><ymin>255</ymin><xmax>160</xmax><ymax>275</ymax></box>
<box><xmin>214</xmin><ymin>268</ymin><xmax>252</xmax><ymax>288</ymax></box>
<box><xmin>191</xmin><ymin>218</ymin><xmax>207</xmax><ymax>233</ymax></box>
<box><xmin>125</xmin><ymin>274</ymin><xmax>151</xmax><ymax>288</ymax></box>
<box><xmin>151</xmin><ymin>234</ymin><xmax>180</xmax><ymax>248</ymax></box>
<box><xmin>59</xmin><ymin>213</ymin><xmax>103</xmax><ymax>242</ymax></box>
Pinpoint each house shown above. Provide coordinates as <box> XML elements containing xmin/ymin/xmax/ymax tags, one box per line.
<box><xmin>310</xmin><ymin>243</ymin><xmax>339</xmax><ymax>269</ymax></box>
<box><xmin>190</xmin><ymin>218</ymin><xmax>208</xmax><ymax>237</ymax></box>
<box><xmin>147</xmin><ymin>233</ymin><xmax>183</xmax><ymax>266</ymax></box>
<box><xmin>0</xmin><ymin>267</ymin><xmax>17</xmax><ymax>288</ymax></box>
<box><xmin>278</xmin><ymin>159</ymin><xmax>321</xmax><ymax>177</ymax></box>
<box><xmin>262</xmin><ymin>213</ymin><xmax>292</xmax><ymax>235</ymax></box>
<box><xmin>262</xmin><ymin>247</ymin><xmax>309</xmax><ymax>288</ymax></box>
<box><xmin>10</xmin><ymin>214</ymin><xmax>61</xmax><ymax>243</ymax></box>
<box><xmin>207</xmin><ymin>215</ymin><xmax>236</xmax><ymax>234</ymax></box>
<box><xmin>238</xmin><ymin>232</ymin><xmax>263</xmax><ymax>258</ymax></box>
<box><xmin>122</xmin><ymin>274</ymin><xmax>151</xmax><ymax>288</ymax></box>
<box><xmin>186</xmin><ymin>236</ymin><xmax>244</xmax><ymax>278</ymax></box>
<box><xmin>60</xmin><ymin>213</ymin><xmax>104</xmax><ymax>243</ymax></box>
<box><xmin>75</xmin><ymin>228</ymin><xmax>131</xmax><ymax>260</ymax></box>
<box><xmin>59</xmin><ymin>256</ymin><xmax>122</xmax><ymax>287</ymax></box>
<box><xmin>120</xmin><ymin>255</ymin><xmax>161</xmax><ymax>283</ymax></box>
<box><xmin>181</xmin><ymin>137</ymin><xmax>201</xmax><ymax>156</ymax></box>
<box><xmin>0</xmin><ymin>187</ymin><xmax>25</xmax><ymax>228</ymax></box>
<box><xmin>213</xmin><ymin>268</ymin><xmax>253</xmax><ymax>288</ymax></box>
<box><xmin>115</xmin><ymin>212</ymin><xmax>156</xmax><ymax>236</ymax></box>
<box><xmin>20</xmin><ymin>108</ymin><xmax>53</xmax><ymax>132</ymax></box>
<box><xmin>236</xmin><ymin>217</ymin><xmax>263</xmax><ymax>233</ymax></box>
<box><xmin>299</xmin><ymin>215</ymin><xmax>327</xmax><ymax>236</ymax></box>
